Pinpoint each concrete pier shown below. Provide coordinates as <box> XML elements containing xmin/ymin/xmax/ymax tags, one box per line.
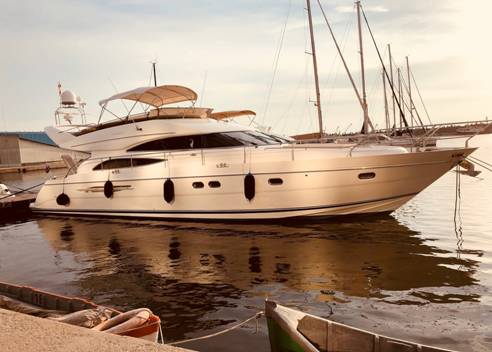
<box><xmin>0</xmin><ymin>308</ymin><xmax>194</xmax><ymax>352</ymax></box>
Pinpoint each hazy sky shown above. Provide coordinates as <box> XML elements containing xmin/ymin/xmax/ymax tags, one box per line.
<box><xmin>0</xmin><ymin>0</ymin><xmax>490</xmax><ymax>135</ymax></box>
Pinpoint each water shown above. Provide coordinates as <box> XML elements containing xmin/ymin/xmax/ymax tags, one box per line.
<box><xmin>1</xmin><ymin>136</ymin><xmax>491</xmax><ymax>351</ymax></box>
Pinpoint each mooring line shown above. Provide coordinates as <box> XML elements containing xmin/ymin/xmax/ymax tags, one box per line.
<box><xmin>168</xmin><ymin>311</ymin><xmax>264</xmax><ymax>346</ymax></box>
<box><xmin>0</xmin><ymin>182</ymin><xmax>45</xmax><ymax>201</ymax></box>
<box><xmin>454</xmin><ymin>165</ymin><xmax>463</xmax><ymax>260</ymax></box>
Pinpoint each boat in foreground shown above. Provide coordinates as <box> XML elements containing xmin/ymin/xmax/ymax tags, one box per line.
<box><xmin>0</xmin><ymin>281</ymin><xmax>161</xmax><ymax>342</ymax></box>
<box><xmin>265</xmin><ymin>301</ymin><xmax>456</xmax><ymax>352</ymax></box>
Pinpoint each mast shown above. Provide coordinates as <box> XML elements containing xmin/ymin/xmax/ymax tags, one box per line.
<box><xmin>306</xmin><ymin>0</ymin><xmax>324</xmax><ymax>138</ymax></box>
<box><xmin>356</xmin><ymin>1</ymin><xmax>369</xmax><ymax>134</ymax></box>
<box><xmin>382</xmin><ymin>69</ymin><xmax>390</xmax><ymax>130</ymax></box>
<box><xmin>397</xmin><ymin>68</ymin><xmax>403</xmax><ymax>129</ymax></box>
<box><xmin>388</xmin><ymin>44</ymin><xmax>396</xmax><ymax>130</ymax></box>
<box><xmin>152</xmin><ymin>62</ymin><xmax>157</xmax><ymax>87</ymax></box>
<box><xmin>406</xmin><ymin>56</ymin><xmax>413</xmax><ymax>128</ymax></box>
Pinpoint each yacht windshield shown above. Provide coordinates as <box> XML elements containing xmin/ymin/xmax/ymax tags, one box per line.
<box><xmin>128</xmin><ymin>131</ymin><xmax>287</xmax><ymax>152</ymax></box>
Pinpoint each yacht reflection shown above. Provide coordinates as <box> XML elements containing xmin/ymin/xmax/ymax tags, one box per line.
<box><xmin>36</xmin><ymin>216</ymin><xmax>480</xmax><ymax>338</ymax></box>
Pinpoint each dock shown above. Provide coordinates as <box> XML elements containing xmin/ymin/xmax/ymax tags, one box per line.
<box><xmin>0</xmin><ymin>308</ymin><xmax>193</xmax><ymax>352</ymax></box>
<box><xmin>0</xmin><ymin>193</ymin><xmax>36</xmax><ymax>216</ymax></box>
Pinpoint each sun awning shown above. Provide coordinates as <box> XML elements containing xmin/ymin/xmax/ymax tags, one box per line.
<box><xmin>98</xmin><ymin>85</ymin><xmax>198</xmax><ymax>107</ymax></box>
<box><xmin>210</xmin><ymin>110</ymin><xmax>256</xmax><ymax>120</ymax></box>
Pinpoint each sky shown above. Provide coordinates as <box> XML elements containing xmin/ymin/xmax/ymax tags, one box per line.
<box><xmin>0</xmin><ymin>0</ymin><xmax>491</xmax><ymax>135</ymax></box>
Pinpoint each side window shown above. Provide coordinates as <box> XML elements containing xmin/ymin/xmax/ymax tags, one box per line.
<box><xmin>127</xmin><ymin>131</ymin><xmax>281</xmax><ymax>152</ymax></box>
<box><xmin>129</xmin><ymin>135</ymin><xmax>202</xmax><ymax>151</ymax></box>
<box><xmin>93</xmin><ymin>158</ymin><xmax>161</xmax><ymax>170</ymax></box>
<box><xmin>202</xmin><ymin>134</ymin><xmax>243</xmax><ymax>148</ymax></box>
<box><xmin>93</xmin><ymin>159</ymin><xmax>131</xmax><ymax>170</ymax></box>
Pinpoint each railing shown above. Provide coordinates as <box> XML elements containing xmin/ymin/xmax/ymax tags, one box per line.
<box><xmin>61</xmin><ymin>130</ymin><xmax>480</xmax><ymax>179</ymax></box>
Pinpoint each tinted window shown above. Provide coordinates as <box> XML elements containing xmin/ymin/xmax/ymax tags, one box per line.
<box><xmin>130</xmin><ymin>136</ymin><xmax>202</xmax><ymax>151</ymax></box>
<box><xmin>128</xmin><ymin>131</ymin><xmax>283</xmax><ymax>152</ymax></box>
<box><xmin>208</xmin><ymin>181</ymin><xmax>221</xmax><ymax>188</ymax></box>
<box><xmin>358</xmin><ymin>172</ymin><xmax>376</xmax><ymax>180</ymax></box>
<box><xmin>203</xmin><ymin>134</ymin><xmax>243</xmax><ymax>148</ymax></box>
<box><xmin>268</xmin><ymin>178</ymin><xmax>283</xmax><ymax>185</ymax></box>
<box><xmin>93</xmin><ymin>158</ymin><xmax>161</xmax><ymax>170</ymax></box>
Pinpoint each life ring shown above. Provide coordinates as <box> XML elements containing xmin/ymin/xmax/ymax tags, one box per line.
<box><xmin>92</xmin><ymin>308</ymin><xmax>151</xmax><ymax>335</ymax></box>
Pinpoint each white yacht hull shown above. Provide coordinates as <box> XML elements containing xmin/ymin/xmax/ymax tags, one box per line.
<box><xmin>31</xmin><ymin>146</ymin><xmax>474</xmax><ymax>220</ymax></box>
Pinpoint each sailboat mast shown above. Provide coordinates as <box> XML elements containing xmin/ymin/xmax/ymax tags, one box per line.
<box><xmin>406</xmin><ymin>56</ymin><xmax>413</xmax><ymax>128</ymax></box>
<box><xmin>356</xmin><ymin>1</ymin><xmax>369</xmax><ymax>134</ymax></box>
<box><xmin>388</xmin><ymin>44</ymin><xmax>396</xmax><ymax>130</ymax></box>
<box><xmin>398</xmin><ymin>68</ymin><xmax>403</xmax><ymax>129</ymax></box>
<box><xmin>306</xmin><ymin>0</ymin><xmax>324</xmax><ymax>138</ymax></box>
<box><xmin>382</xmin><ymin>69</ymin><xmax>390</xmax><ymax>130</ymax></box>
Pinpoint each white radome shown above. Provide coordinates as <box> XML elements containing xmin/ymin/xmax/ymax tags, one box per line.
<box><xmin>60</xmin><ymin>90</ymin><xmax>77</xmax><ymax>105</ymax></box>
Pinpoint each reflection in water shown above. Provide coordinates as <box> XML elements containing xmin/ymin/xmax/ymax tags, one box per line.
<box><xmin>59</xmin><ymin>224</ymin><xmax>74</xmax><ymax>242</ymax></box>
<box><xmin>108</xmin><ymin>238</ymin><xmax>121</xmax><ymax>256</ymax></box>
<box><xmin>29</xmin><ymin>215</ymin><xmax>483</xmax><ymax>343</ymax></box>
<box><xmin>168</xmin><ymin>237</ymin><xmax>181</xmax><ymax>262</ymax></box>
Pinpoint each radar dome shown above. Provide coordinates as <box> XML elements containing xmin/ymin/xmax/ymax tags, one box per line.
<box><xmin>60</xmin><ymin>90</ymin><xmax>77</xmax><ymax>105</ymax></box>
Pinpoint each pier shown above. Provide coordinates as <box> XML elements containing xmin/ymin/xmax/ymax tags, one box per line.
<box><xmin>0</xmin><ymin>193</ymin><xmax>36</xmax><ymax>216</ymax></box>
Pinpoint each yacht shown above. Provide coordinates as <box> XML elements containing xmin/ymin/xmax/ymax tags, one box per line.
<box><xmin>31</xmin><ymin>84</ymin><xmax>476</xmax><ymax>220</ymax></box>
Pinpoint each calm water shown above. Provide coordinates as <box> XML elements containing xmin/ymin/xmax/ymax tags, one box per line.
<box><xmin>0</xmin><ymin>136</ymin><xmax>491</xmax><ymax>351</ymax></box>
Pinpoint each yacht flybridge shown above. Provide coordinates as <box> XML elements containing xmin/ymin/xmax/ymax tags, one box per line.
<box><xmin>31</xmin><ymin>84</ymin><xmax>476</xmax><ymax>220</ymax></box>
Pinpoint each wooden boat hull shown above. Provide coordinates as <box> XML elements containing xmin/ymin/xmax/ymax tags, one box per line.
<box><xmin>265</xmin><ymin>301</ymin><xmax>456</xmax><ymax>352</ymax></box>
<box><xmin>0</xmin><ymin>281</ymin><xmax>160</xmax><ymax>343</ymax></box>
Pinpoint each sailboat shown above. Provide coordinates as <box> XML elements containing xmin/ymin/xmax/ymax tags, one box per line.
<box><xmin>31</xmin><ymin>2</ymin><xmax>476</xmax><ymax>220</ymax></box>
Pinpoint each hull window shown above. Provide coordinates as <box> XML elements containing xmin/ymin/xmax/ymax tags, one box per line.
<box><xmin>192</xmin><ymin>182</ymin><xmax>204</xmax><ymax>189</ymax></box>
<box><xmin>358</xmin><ymin>172</ymin><xmax>376</xmax><ymax>180</ymax></box>
<box><xmin>268</xmin><ymin>178</ymin><xmax>283</xmax><ymax>185</ymax></box>
<box><xmin>208</xmin><ymin>181</ymin><xmax>221</xmax><ymax>188</ymax></box>
<box><xmin>93</xmin><ymin>158</ymin><xmax>161</xmax><ymax>170</ymax></box>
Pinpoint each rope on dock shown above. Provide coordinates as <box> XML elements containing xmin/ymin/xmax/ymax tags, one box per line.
<box><xmin>467</xmin><ymin>155</ymin><xmax>492</xmax><ymax>173</ymax></box>
<box><xmin>167</xmin><ymin>311</ymin><xmax>264</xmax><ymax>346</ymax></box>
<box><xmin>0</xmin><ymin>182</ymin><xmax>45</xmax><ymax>201</ymax></box>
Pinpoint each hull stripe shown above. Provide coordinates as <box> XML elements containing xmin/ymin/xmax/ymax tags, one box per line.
<box><xmin>31</xmin><ymin>192</ymin><xmax>418</xmax><ymax>215</ymax></box>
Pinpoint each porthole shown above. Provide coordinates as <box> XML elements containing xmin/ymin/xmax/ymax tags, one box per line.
<box><xmin>208</xmin><ymin>181</ymin><xmax>221</xmax><ymax>188</ymax></box>
<box><xmin>358</xmin><ymin>172</ymin><xmax>376</xmax><ymax>180</ymax></box>
<box><xmin>268</xmin><ymin>178</ymin><xmax>283</xmax><ymax>185</ymax></box>
<box><xmin>192</xmin><ymin>182</ymin><xmax>204</xmax><ymax>189</ymax></box>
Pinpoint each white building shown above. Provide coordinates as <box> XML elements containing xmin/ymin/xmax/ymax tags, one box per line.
<box><xmin>0</xmin><ymin>132</ymin><xmax>87</xmax><ymax>167</ymax></box>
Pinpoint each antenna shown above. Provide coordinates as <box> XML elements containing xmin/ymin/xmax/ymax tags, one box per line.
<box><xmin>152</xmin><ymin>61</ymin><xmax>157</xmax><ymax>87</ymax></box>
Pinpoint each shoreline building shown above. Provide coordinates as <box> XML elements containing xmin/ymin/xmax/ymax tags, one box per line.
<box><xmin>0</xmin><ymin>132</ymin><xmax>87</xmax><ymax>172</ymax></box>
